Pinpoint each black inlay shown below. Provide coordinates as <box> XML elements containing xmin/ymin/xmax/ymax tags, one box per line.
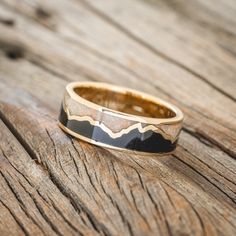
<box><xmin>59</xmin><ymin>105</ymin><xmax>177</xmax><ymax>153</ymax></box>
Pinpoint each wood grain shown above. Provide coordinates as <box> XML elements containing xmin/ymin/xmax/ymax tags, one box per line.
<box><xmin>0</xmin><ymin>0</ymin><xmax>236</xmax><ymax>235</ymax></box>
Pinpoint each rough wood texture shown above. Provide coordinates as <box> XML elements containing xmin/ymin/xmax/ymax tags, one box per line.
<box><xmin>0</xmin><ymin>0</ymin><xmax>236</xmax><ymax>235</ymax></box>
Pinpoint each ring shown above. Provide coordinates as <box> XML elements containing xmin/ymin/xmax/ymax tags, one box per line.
<box><xmin>58</xmin><ymin>82</ymin><xmax>184</xmax><ymax>154</ymax></box>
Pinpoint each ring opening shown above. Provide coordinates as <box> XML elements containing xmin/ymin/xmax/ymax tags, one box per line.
<box><xmin>74</xmin><ymin>87</ymin><xmax>176</xmax><ymax>119</ymax></box>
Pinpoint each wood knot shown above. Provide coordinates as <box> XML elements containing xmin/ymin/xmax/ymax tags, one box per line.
<box><xmin>0</xmin><ymin>17</ymin><xmax>15</xmax><ymax>26</ymax></box>
<box><xmin>0</xmin><ymin>40</ymin><xmax>26</xmax><ymax>60</ymax></box>
<box><xmin>34</xmin><ymin>6</ymin><xmax>57</xmax><ymax>30</ymax></box>
<box><xmin>6</xmin><ymin>46</ymin><xmax>24</xmax><ymax>59</ymax></box>
<box><xmin>35</xmin><ymin>6</ymin><xmax>52</xmax><ymax>19</ymax></box>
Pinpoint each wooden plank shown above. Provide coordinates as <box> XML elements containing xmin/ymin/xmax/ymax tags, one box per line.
<box><xmin>0</xmin><ymin>0</ymin><xmax>236</xmax><ymax>205</ymax></box>
<box><xmin>0</xmin><ymin>0</ymin><xmax>236</xmax><ymax>235</ymax></box>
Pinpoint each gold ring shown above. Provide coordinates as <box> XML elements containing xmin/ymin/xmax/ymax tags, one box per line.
<box><xmin>58</xmin><ymin>82</ymin><xmax>184</xmax><ymax>154</ymax></box>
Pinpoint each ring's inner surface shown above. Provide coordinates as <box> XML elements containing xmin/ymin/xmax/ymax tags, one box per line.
<box><xmin>74</xmin><ymin>87</ymin><xmax>176</xmax><ymax>118</ymax></box>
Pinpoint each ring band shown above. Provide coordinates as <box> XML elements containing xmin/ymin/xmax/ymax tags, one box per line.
<box><xmin>58</xmin><ymin>82</ymin><xmax>184</xmax><ymax>154</ymax></box>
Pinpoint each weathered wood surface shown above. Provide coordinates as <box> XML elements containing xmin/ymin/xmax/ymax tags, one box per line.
<box><xmin>0</xmin><ymin>0</ymin><xmax>236</xmax><ymax>235</ymax></box>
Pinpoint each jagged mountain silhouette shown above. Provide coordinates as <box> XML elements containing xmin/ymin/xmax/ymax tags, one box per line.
<box><xmin>59</xmin><ymin>106</ymin><xmax>177</xmax><ymax>153</ymax></box>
